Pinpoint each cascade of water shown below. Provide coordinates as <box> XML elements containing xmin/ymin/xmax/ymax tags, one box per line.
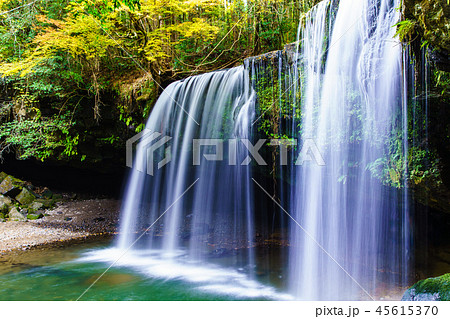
<box><xmin>114</xmin><ymin>0</ymin><xmax>419</xmax><ymax>301</ymax></box>
<box><xmin>290</xmin><ymin>0</ymin><xmax>410</xmax><ymax>300</ymax></box>
<box><xmin>118</xmin><ymin>66</ymin><xmax>256</xmax><ymax>269</ymax></box>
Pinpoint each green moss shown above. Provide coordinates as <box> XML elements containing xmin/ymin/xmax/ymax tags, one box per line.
<box><xmin>0</xmin><ymin>203</ymin><xmax>9</xmax><ymax>215</ymax></box>
<box><xmin>15</xmin><ymin>188</ymin><xmax>36</xmax><ymax>205</ymax></box>
<box><xmin>0</xmin><ymin>172</ymin><xmax>8</xmax><ymax>183</ymax></box>
<box><xmin>35</xmin><ymin>199</ymin><xmax>56</xmax><ymax>209</ymax></box>
<box><xmin>0</xmin><ymin>175</ymin><xmax>24</xmax><ymax>196</ymax></box>
<box><xmin>27</xmin><ymin>212</ymin><xmax>44</xmax><ymax>220</ymax></box>
<box><xmin>435</xmin><ymin>69</ymin><xmax>450</xmax><ymax>98</ymax></box>
<box><xmin>410</xmin><ymin>273</ymin><xmax>450</xmax><ymax>300</ymax></box>
<box><xmin>403</xmin><ymin>0</ymin><xmax>450</xmax><ymax>51</ymax></box>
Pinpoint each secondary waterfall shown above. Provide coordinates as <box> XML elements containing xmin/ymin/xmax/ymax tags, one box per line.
<box><xmin>289</xmin><ymin>0</ymin><xmax>410</xmax><ymax>299</ymax></box>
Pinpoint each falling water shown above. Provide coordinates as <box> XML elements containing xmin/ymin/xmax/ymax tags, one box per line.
<box><xmin>118</xmin><ymin>66</ymin><xmax>257</xmax><ymax>254</ymax></box>
<box><xmin>109</xmin><ymin>66</ymin><xmax>295</xmax><ymax>297</ymax></box>
<box><xmin>108</xmin><ymin>0</ymin><xmax>417</xmax><ymax>301</ymax></box>
<box><xmin>289</xmin><ymin>0</ymin><xmax>410</xmax><ymax>300</ymax></box>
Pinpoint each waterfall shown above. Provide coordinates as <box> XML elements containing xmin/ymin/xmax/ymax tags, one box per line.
<box><xmin>289</xmin><ymin>0</ymin><xmax>410</xmax><ymax>300</ymax></box>
<box><xmin>117</xmin><ymin>66</ymin><xmax>261</xmax><ymax>278</ymax></box>
<box><xmin>110</xmin><ymin>0</ymin><xmax>416</xmax><ymax>301</ymax></box>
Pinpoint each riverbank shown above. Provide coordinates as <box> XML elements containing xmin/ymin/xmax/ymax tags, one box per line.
<box><xmin>0</xmin><ymin>199</ymin><xmax>120</xmax><ymax>253</ymax></box>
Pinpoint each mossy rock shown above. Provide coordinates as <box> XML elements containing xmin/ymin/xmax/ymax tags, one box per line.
<box><xmin>0</xmin><ymin>194</ymin><xmax>12</xmax><ymax>206</ymax></box>
<box><xmin>402</xmin><ymin>273</ymin><xmax>450</xmax><ymax>301</ymax></box>
<box><xmin>0</xmin><ymin>194</ymin><xmax>11</xmax><ymax>214</ymax></box>
<box><xmin>15</xmin><ymin>188</ymin><xmax>37</xmax><ymax>205</ymax></box>
<box><xmin>8</xmin><ymin>207</ymin><xmax>27</xmax><ymax>222</ymax></box>
<box><xmin>0</xmin><ymin>172</ymin><xmax>8</xmax><ymax>183</ymax></box>
<box><xmin>28</xmin><ymin>201</ymin><xmax>44</xmax><ymax>212</ymax></box>
<box><xmin>35</xmin><ymin>198</ymin><xmax>56</xmax><ymax>209</ymax></box>
<box><xmin>0</xmin><ymin>175</ymin><xmax>24</xmax><ymax>197</ymax></box>
<box><xmin>0</xmin><ymin>202</ymin><xmax>9</xmax><ymax>215</ymax></box>
<box><xmin>41</xmin><ymin>188</ymin><xmax>53</xmax><ymax>199</ymax></box>
<box><xmin>52</xmin><ymin>193</ymin><xmax>63</xmax><ymax>200</ymax></box>
<box><xmin>27</xmin><ymin>211</ymin><xmax>44</xmax><ymax>220</ymax></box>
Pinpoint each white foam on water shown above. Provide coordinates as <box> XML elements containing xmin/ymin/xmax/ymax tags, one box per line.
<box><xmin>77</xmin><ymin>248</ymin><xmax>293</xmax><ymax>300</ymax></box>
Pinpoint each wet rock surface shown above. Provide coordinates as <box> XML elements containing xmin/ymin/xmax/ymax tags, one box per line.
<box><xmin>402</xmin><ymin>273</ymin><xmax>450</xmax><ymax>301</ymax></box>
<box><xmin>402</xmin><ymin>288</ymin><xmax>440</xmax><ymax>301</ymax></box>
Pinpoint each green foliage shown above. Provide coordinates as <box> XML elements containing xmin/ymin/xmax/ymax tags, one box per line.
<box><xmin>366</xmin><ymin>103</ymin><xmax>442</xmax><ymax>189</ymax></box>
<box><xmin>0</xmin><ymin>0</ymin><xmax>309</xmax><ymax>162</ymax></box>
<box><xmin>252</xmin><ymin>56</ymin><xmax>300</xmax><ymax>140</ymax></box>
<box><xmin>434</xmin><ymin>69</ymin><xmax>450</xmax><ymax>97</ymax></box>
<box><xmin>98</xmin><ymin>134</ymin><xmax>120</xmax><ymax>145</ymax></box>
<box><xmin>0</xmin><ymin>113</ymin><xmax>77</xmax><ymax>161</ymax></box>
<box><xmin>366</xmin><ymin>136</ymin><xmax>405</xmax><ymax>189</ymax></box>
<box><xmin>394</xmin><ymin>19</ymin><xmax>417</xmax><ymax>42</ymax></box>
<box><xmin>408</xmin><ymin>146</ymin><xmax>442</xmax><ymax>185</ymax></box>
<box><xmin>403</xmin><ymin>0</ymin><xmax>450</xmax><ymax>51</ymax></box>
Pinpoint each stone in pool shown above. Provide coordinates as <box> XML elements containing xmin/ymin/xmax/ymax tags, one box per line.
<box><xmin>402</xmin><ymin>273</ymin><xmax>450</xmax><ymax>301</ymax></box>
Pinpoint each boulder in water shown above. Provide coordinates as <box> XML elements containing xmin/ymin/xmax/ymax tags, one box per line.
<box><xmin>402</xmin><ymin>288</ymin><xmax>440</xmax><ymax>301</ymax></box>
<box><xmin>402</xmin><ymin>273</ymin><xmax>450</xmax><ymax>301</ymax></box>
